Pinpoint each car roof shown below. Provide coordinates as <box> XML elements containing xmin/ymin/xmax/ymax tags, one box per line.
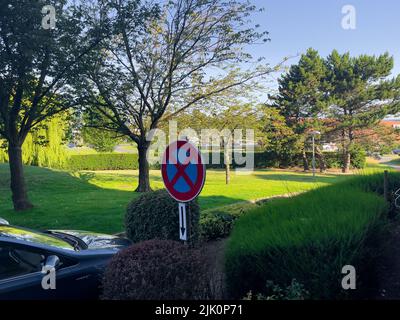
<box><xmin>0</xmin><ymin>224</ymin><xmax>75</xmax><ymax>251</ymax></box>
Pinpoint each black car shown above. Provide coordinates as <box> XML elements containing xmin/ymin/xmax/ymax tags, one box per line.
<box><xmin>0</xmin><ymin>219</ymin><xmax>131</xmax><ymax>300</ymax></box>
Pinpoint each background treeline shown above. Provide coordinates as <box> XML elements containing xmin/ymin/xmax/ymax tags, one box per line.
<box><xmin>3</xmin><ymin>149</ymin><xmax>363</xmax><ymax>171</ymax></box>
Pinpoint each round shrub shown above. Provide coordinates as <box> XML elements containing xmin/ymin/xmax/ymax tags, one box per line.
<box><xmin>349</xmin><ymin>144</ymin><xmax>366</xmax><ymax>169</ymax></box>
<box><xmin>102</xmin><ymin>239</ymin><xmax>210</xmax><ymax>300</ymax></box>
<box><xmin>125</xmin><ymin>189</ymin><xmax>200</xmax><ymax>243</ymax></box>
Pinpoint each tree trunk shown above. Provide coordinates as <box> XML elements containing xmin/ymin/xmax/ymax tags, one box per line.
<box><xmin>135</xmin><ymin>142</ymin><xmax>152</xmax><ymax>192</ymax></box>
<box><xmin>342</xmin><ymin>150</ymin><xmax>351</xmax><ymax>173</ymax></box>
<box><xmin>8</xmin><ymin>143</ymin><xmax>33</xmax><ymax>211</ymax></box>
<box><xmin>316</xmin><ymin>147</ymin><xmax>326</xmax><ymax>173</ymax></box>
<box><xmin>302</xmin><ymin>148</ymin><xmax>309</xmax><ymax>172</ymax></box>
<box><xmin>224</xmin><ymin>152</ymin><xmax>230</xmax><ymax>185</ymax></box>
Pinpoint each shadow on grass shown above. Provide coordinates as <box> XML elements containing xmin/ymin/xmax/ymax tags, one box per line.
<box><xmin>0</xmin><ymin>164</ymin><xmax>248</xmax><ymax>233</ymax></box>
<box><xmin>253</xmin><ymin>172</ymin><xmax>344</xmax><ymax>184</ymax></box>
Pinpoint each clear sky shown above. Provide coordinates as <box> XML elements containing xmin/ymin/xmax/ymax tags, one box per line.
<box><xmin>248</xmin><ymin>0</ymin><xmax>400</xmax><ymax>89</ymax></box>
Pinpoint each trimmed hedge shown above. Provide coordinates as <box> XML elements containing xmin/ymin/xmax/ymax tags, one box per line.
<box><xmin>125</xmin><ymin>190</ymin><xmax>200</xmax><ymax>244</ymax></box>
<box><xmin>60</xmin><ymin>149</ymin><xmax>365</xmax><ymax>171</ymax></box>
<box><xmin>225</xmin><ymin>172</ymin><xmax>393</xmax><ymax>299</ymax></box>
<box><xmin>102</xmin><ymin>240</ymin><xmax>210</xmax><ymax>300</ymax></box>
<box><xmin>65</xmin><ymin>153</ymin><xmax>139</xmax><ymax>170</ymax></box>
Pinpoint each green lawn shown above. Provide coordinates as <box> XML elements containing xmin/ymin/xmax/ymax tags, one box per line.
<box><xmin>0</xmin><ymin>164</ymin><xmax>348</xmax><ymax>233</ymax></box>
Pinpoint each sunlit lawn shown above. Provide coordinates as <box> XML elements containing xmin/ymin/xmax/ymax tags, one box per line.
<box><xmin>0</xmin><ymin>164</ymin><xmax>349</xmax><ymax>233</ymax></box>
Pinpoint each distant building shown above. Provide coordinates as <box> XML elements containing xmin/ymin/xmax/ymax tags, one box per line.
<box><xmin>322</xmin><ymin>143</ymin><xmax>339</xmax><ymax>152</ymax></box>
<box><xmin>380</xmin><ymin>120</ymin><xmax>400</xmax><ymax>129</ymax></box>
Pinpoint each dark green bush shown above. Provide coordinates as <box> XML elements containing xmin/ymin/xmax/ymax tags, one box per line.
<box><xmin>57</xmin><ymin>149</ymin><xmax>365</xmax><ymax>171</ymax></box>
<box><xmin>125</xmin><ymin>189</ymin><xmax>200</xmax><ymax>243</ymax></box>
<box><xmin>225</xmin><ymin>173</ymin><xmax>391</xmax><ymax>299</ymax></box>
<box><xmin>349</xmin><ymin>144</ymin><xmax>367</xmax><ymax>169</ymax></box>
<box><xmin>199</xmin><ymin>205</ymin><xmax>250</xmax><ymax>241</ymax></box>
<box><xmin>199</xmin><ymin>211</ymin><xmax>236</xmax><ymax>241</ymax></box>
<box><xmin>65</xmin><ymin>153</ymin><xmax>139</xmax><ymax>171</ymax></box>
<box><xmin>102</xmin><ymin>240</ymin><xmax>210</xmax><ymax>300</ymax></box>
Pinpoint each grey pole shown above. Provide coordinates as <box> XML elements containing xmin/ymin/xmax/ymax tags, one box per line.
<box><xmin>312</xmin><ymin>135</ymin><xmax>316</xmax><ymax>178</ymax></box>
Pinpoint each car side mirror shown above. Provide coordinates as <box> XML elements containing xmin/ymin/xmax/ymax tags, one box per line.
<box><xmin>44</xmin><ymin>255</ymin><xmax>60</xmax><ymax>269</ymax></box>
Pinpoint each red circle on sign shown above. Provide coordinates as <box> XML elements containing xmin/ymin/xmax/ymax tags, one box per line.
<box><xmin>161</xmin><ymin>141</ymin><xmax>206</xmax><ymax>202</ymax></box>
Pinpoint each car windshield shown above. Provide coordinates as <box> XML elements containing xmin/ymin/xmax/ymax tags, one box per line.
<box><xmin>0</xmin><ymin>225</ymin><xmax>75</xmax><ymax>251</ymax></box>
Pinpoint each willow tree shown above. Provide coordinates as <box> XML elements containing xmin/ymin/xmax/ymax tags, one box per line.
<box><xmin>0</xmin><ymin>114</ymin><xmax>69</xmax><ymax>168</ymax></box>
<box><xmin>0</xmin><ymin>0</ymin><xmax>104</xmax><ymax>210</ymax></box>
<box><xmin>78</xmin><ymin>0</ymin><xmax>274</xmax><ymax>192</ymax></box>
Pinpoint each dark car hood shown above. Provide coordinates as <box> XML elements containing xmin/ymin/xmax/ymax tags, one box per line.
<box><xmin>48</xmin><ymin>230</ymin><xmax>131</xmax><ymax>249</ymax></box>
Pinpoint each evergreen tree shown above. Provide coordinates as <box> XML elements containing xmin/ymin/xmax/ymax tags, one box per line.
<box><xmin>270</xmin><ymin>48</ymin><xmax>327</xmax><ymax>171</ymax></box>
<box><xmin>324</xmin><ymin>50</ymin><xmax>400</xmax><ymax>172</ymax></box>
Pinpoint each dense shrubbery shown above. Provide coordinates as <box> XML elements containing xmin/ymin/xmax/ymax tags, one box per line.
<box><xmin>199</xmin><ymin>205</ymin><xmax>250</xmax><ymax>241</ymax></box>
<box><xmin>199</xmin><ymin>211</ymin><xmax>236</xmax><ymax>241</ymax></box>
<box><xmin>225</xmin><ymin>173</ymin><xmax>393</xmax><ymax>299</ymax></box>
<box><xmin>102</xmin><ymin>240</ymin><xmax>210</xmax><ymax>300</ymax></box>
<box><xmin>65</xmin><ymin>153</ymin><xmax>139</xmax><ymax>170</ymax></box>
<box><xmin>125</xmin><ymin>190</ymin><xmax>200</xmax><ymax>243</ymax></box>
<box><xmin>57</xmin><ymin>149</ymin><xmax>366</xmax><ymax>171</ymax></box>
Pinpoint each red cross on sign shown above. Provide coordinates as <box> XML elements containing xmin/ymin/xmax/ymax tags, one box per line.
<box><xmin>161</xmin><ymin>140</ymin><xmax>206</xmax><ymax>202</ymax></box>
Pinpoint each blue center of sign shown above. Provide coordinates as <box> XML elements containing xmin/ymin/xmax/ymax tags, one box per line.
<box><xmin>166</xmin><ymin>154</ymin><xmax>198</xmax><ymax>193</ymax></box>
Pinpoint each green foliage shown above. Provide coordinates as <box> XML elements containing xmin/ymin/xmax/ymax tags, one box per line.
<box><xmin>125</xmin><ymin>190</ymin><xmax>200</xmax><ymax>243</ymax></box>
<box><xmin>0</xmin><ymin>116</ymin><xmax>68</xmax><ymax>168</ymax></box>
<box><xmin>225</xmin><ymin>173</ymin><xmax>391</xmax><ymax>299</ymax></box>
<box><xmin>65</xmin><ymin>153</ymin><xmax>138</xmax><ymax>171</ymax></box>
<box><xmin>271</xmin><ymin>48</ymin><xmax>400</xmax><ymax>172</ymax></box>
<box><xmin>81</xmin><ymin>127</ymin><xmax>120</xmax><ymax>153</ymax></box>
<box><xmin>58</xmin><ymin>149</ymin><xmax>365</xmax><ymax>171</ymax></box>
<box><xmin>200</xmin><ymin>211</ymin><xmax>237</xmax><ymax>241</ymax></box>
<box><xmin>348</xmin><ymin>144</ymin><xmax>367</xmax><ymax>169</ymax></box>
<box><xmin>102</xmin><ymin>240</ymin><xmax>210</xmax><ymax>300</ymax></box>
<box><xmin>272</xmin><ymin>48</ymin><xmax>327</xmax><ymax>121</ymax></box>
<box><xmin>243</xmin><ymin>279</ymin><xmax>310</xmax><ymax>300</ymax></box>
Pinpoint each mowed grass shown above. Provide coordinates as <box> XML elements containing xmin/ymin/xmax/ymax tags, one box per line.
<box><xmin>0</xmin><ymin>164</ymin><xmax>348</xmax><ymax>233</ymax></box>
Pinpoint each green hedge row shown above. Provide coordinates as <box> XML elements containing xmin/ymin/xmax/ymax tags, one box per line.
<box><xmin>61</xmin><ymin>150</ymin><xmax>365</xmax><ymax>171</ymax></box>
<box><xmin>225</xmin><ymin>172</ymin><xmax>394</xmax><ymax>299</ymax></box>
<box><xmin>65</xmin><ymin>153</ymin><xmax>139</xmax><ymax>170</ymax></box>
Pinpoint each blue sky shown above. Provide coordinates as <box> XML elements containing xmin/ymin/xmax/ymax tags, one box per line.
<box><xmin>248</xmin><ymin>0</ymin><xmax>400</xmax><ymax>87</ymax></box>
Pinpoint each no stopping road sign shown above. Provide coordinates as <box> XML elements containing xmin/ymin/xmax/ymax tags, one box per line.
<box><xmin>161</xmin><ymin>140</ymin><xmax>206</xmax><ymax>203</ymax></box>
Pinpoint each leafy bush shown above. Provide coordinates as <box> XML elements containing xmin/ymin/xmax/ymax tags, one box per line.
<box><xmin>20</xmin><ymin>148</ymin><xmax>365</xmax><ymax>171</ymax></box>
<box><xmin>199</xmin><ymin>203</ymin><xmax>252</xmax><ymax>241</ymax></box>
<box><xmin>102</xmin><ymin>240</ymin><xmax>211</xmax><ymax>300</ymax></box>
<box><xmin>225</xmin><ymin>173</ymin><xmax>390</xmax><ymax>299</ymax></box>
<box><xmin>349</xmin><ymin>144</ymin><xmax>367</xmax><ymax>169</ymax></box>
<box><xmin>125</xmin><ymin>189</ymin><xmax>200</xmax><ymax>243</ymax></box>
<box><xmin>65</xmin><ymin>153</ymin><xmax>139</xmax><ymax>170</ymax></box>
<box><xmin>199</xmin><ymin>211</ymin><xmax>236</xmax><ymax>241</ymax></box>
<box><xmin>243</xmin><ymin>279</ymin><xmax>310</xmax><ymax>300</ymax></box>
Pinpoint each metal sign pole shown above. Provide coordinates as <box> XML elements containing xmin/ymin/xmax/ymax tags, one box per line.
<box><xmin>178</xmin><ymin>202</ymin><xmax>187</xmax><ymax>242</ymax></box>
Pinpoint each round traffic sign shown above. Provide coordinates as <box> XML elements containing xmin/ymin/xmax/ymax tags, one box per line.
<box><xmin>161</xmin><ymin>140</ymin><xmax>206</xmax><ymax>202</ymax></box>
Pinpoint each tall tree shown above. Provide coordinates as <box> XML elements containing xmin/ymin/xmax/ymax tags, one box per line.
<box><xmin>78</xmin><ymin>0</ymin><xmax>274</xmax><ymax>192</ymax></box>
<box><xmin>270</xmin><ymin>48</ymin><xmax>327</xmax><ymax>171</ymax></box>
<box><xmin>0</xmin><ymin>0</ymin><xmax>104</xmax><ymax>210</ymax></box>
<box><xmin>324</xmin><ymin>50</ymin><xmax>400</xmax><ymax>172</ymax></box>
<box><xmin>176</xmin><ymin>102</ymin><xmax>261</xmax><ymax>184</ymax></box>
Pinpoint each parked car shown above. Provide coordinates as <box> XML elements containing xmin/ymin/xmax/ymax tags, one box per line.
<box><xmin>0</xmin><ymin>219</ymin><xmax>131</xmax><ymax>300</ymax></box>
